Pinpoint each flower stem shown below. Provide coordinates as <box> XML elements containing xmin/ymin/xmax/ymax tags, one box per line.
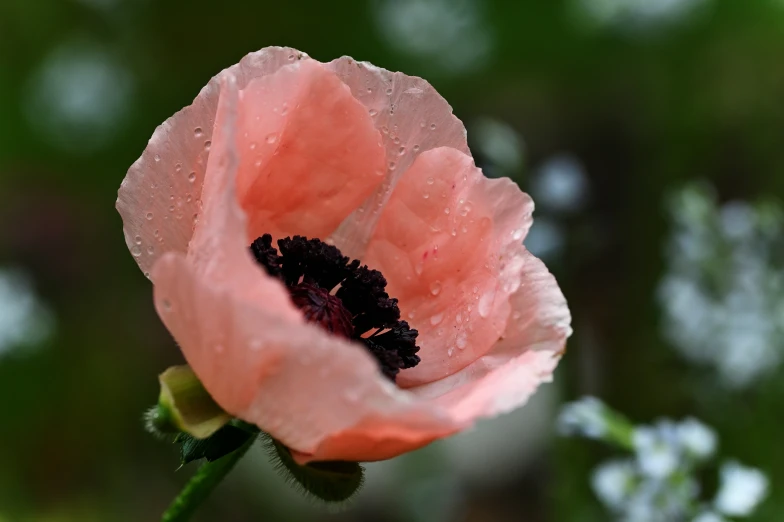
<box><xmin>161</xmin><ymin>434</ymin><xmax>257</xmax><ymax>522</ymax></box>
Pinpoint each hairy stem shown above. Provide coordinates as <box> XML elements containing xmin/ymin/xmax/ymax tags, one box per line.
<box><xmin>161</xmin><ymin>435</ymin><xmax>256</xmax><ymax>522</ymax></box>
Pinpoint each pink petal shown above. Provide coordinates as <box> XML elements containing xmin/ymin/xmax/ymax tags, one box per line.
<box><xmin>323</xmin><ymin>57</ymin><xmax>471</xmax><ymax>258</ymax></box>
<box><xmin>117</xmin><ymin>47</ymin><xmax>307</xmax><ymax>279</ymax></box>
<box><xmin>363</xmin><ymin>147</ymin><xmax>534</xmax><ymax>386</ymax></box>
<box><xmin>411</xmin><ymin>250</ymin><xmax>571</xmax><ymax>422</ymax></box>
<box><xmin>235</xmin><ymin>59</ymin><xmax>387</xmax><ymax>242</ymax></box>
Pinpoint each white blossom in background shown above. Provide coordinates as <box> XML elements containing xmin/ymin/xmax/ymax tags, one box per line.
<box><xmin>658</xmin><ymin>183</ymin><xmax>784</xmax><ymax>388</ymax></box>
<box><xmin>556</xmin><ymin>396</ymin><xmax>611</xmax><ymax>439</ymax></box>
<box><xmin>558</xmin><ymin>397</ymin><xmax>768</xmax><ymax>521</ymax></box>
<box><xmin>714</xmin><ymin>462</ymin><xmax>769</xmax><ymax>517</ymax></box>
<box><xmin>24</xmin><ymin>38</ymin><xmax>134</xmax><ymax>153</ymax></box>
<box><xmin>591</xmin><ymin>459</ymin><xmax>636</xmax><ymax>509</ymax></box>
<box><xmin>530</xmin><ymin>154</ymin><xmax>589</xmax><ymax>214</ymax></box>
<box><xmin>574</xmin><ymin>0</ymin><xmax>709</xmax><ymax>31</ymax></box>
<box><xmin>472</xmin><ymin>118</ymin><xmax>525</xmax><ymax>177</ymax></box>
<box><xmin>374</xmin><ymin>0</ymin><xmax>493</xmax><ymax>75</ymax></box>
<box><xmin>0</xmin><ymin>268</ymin><xmax>55</xmax><ymax>358</ymax></box>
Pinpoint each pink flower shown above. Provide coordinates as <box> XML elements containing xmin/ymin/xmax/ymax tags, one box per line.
<box><xmin>117</xmin><ymin>47</ymin><xmax>571</xmax><ymax>463</ymax></box>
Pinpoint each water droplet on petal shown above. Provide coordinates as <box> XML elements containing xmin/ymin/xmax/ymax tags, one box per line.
<box><xmin>447</xmin><ymin>347</ymin><xmax>454</xmax><ymax>357</ymax></box>
<box><xmin>423</xmin><ymin>192</ymin><xmax>430</xmax><ymax>199</ymax></box>
<box><xmin>153</xmin><ymin>154</ymin><xmax>161</xmax><ymax>162</ymax></box>
<box><xmin>134</xmin><ymin>235</ymin><xmax>142</xmax><ymax>244</ymax></box>
<box><xmin>194</xmin><ymin>127</ymin><xmax>203</xmax><ymax>138</ymax></box>
<box><xmin>265</xmin><ymin>134</ymin><xmax>277</xmax><ymax>144</ymax></box>
<box><xmin>162</xmin><ymin>298</ymin><xmax>172</xmax><ymax>311</ymax></box>
<box><xmin>175</xmin><ymin>163</ymin><xmax>182</xmax><ymax>172</ymax></box>
<box><xmin>145</xmin><ymin>212</ymin><xmax>153</xmax><ymax>220</ymax></box>
<box><xmin>512</xmin><ymin>228</ymin><xmax>525</xmax><ymax>240</ymax></box>
<box><xmin>430</xmin><ymin>313</ymin><xmax>443</xmax><ymax>325</ymax></box>
<box><xmin>444</xmin><ymin>207</ymin><xmax>451</xmax><ymax>215</ymax></box>
<box><xmin>388</xmin><ymin>161</ymin><xmax>396</xmax><ymax>170</ymax></box>
<box><xmin>399</xmin><ymin>146</ymin><xmax>406</xmax><ymax>155</ymax></box>
<box><xmin>147</xmin><ymin>245</ymin><xmax>155</xmax><ymax>255</ymax></box>
<box><xmin>426</xmin><ymin>177</ymin><xmax>435</xmax><ymax>185</ymax></box>
<box><xmin>369</xmin><ymin>108</ymin><xmax>378</xmax><ymax>116</ymax></box>
<box><xmin>204</xmin><ymin>140</ymin><xmax>211</xmax><ymax>151</ymax></box>
<box><xmin>385</xmin><ymin>87</ymin><xmax>393</xmax><ymax>95</ymax></box>
<box><xmin>456</xmin><ymin>332</ymin><xmax>467</xmax><ymax>349</ymax></box>
<box><xmin>430</xmin><ymin>281</ymin><xmax>442</xmax><ymax>296</ymax></box>
<box><xmin>430</xmin><ymin>123</ymin><xmax>436</xmax><ymax>130</ymax></box>
<box><xmin>413</xmin><ymin>144</ymin><xmax>420</xmax><ymax>152</ymax></box>
<box><xmin>249</xmin><ymin>141</ymin><xmax>257</xmax><ymax>150</ymax></box>
<box><xmin>131</xmin><ymin>245</ymin><xmax>142</xmax><ymax>257</ymax></box>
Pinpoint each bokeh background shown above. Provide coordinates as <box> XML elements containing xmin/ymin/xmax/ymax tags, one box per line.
<box><xmin>1</xmin><ymin>0</ymin><xmax>783</xmax><ymax>520</ymax></box>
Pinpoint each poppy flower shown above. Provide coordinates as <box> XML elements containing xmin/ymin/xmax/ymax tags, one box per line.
<box><xmin>117</xmin><ymin>47</ymin><xmax>571</xmax><ymax>464</ymax></box>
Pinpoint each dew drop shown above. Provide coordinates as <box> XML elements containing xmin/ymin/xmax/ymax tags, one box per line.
<box><xmin>447</xmin><ymin>347</ymin><xmax>454</xmax><ymax>357</ymax></box>
<box><xmin>168</xmin><ymin>205</ymin><xmax>175</xmax><ymax>212</ymax></box>
<box><xmin>194</xmin><ymin>127</ymin><xmax>203</xmax><ymax>138</ymax></box>
<box><xmin>399</xmin><ymin>146</ymin><xmax>406</xmax><ymax>155</ymax></box>
<box><xmin>188</xmin><ymin>172</ymin><xmax>196</xmax><ymax>183</ymax></box>
<box><xmin>134</xmin><ymin>235</ymin><xmax>142</xmax><ymax>244</ymax></box>
<box><xmin>145</xmin><ymin>212</ymin><xmax>153</xmax><ymax>220</ymax></box>
<box><xmin>430</xmin><ymin>123</ymin><xmax>436</xmax><ymax>130</ymax></box>
<box><xmin>444</xmin><ymin>207</ymin><xmax>451</xmax><ymax>215</ymax></box>
<box><xmin>430</xmin><ymin>313</ymin><xmax>444</xmax><ymax>326</ymax></box>
<box><xmin>153</xmin><ymin>154</ymin><xmax>161</xmax><ymax>162</ymax></box>
<box><xmin>385</xmin><ymin>87</ymin><xmax>393</xmax><ymax>95</ymax></box>
<box><xmin>381</xmin><ymin>126</ymin><xmax>389</xmax><ymax>134</ymax></box>
<box><xmin>265</xmin><ymin>134</ymin><xmax>277</xmax><ymax>144</ymax></box>
<box><xmin>430</xmin><ymin>281</ymin><xmax>442</xmax><ymax>296</ymax></box>
<box><xmin>456</xmin><ymin>312</ymin><xmax>462</xmax><ymax>324</ymax></box>
<box><xmin>426</xmin><ymin>177</ymin><xmax>435</xmax><ymax>185</ymax></box>
<box><xmin>249</xmin><ymin>141</ymin><xmax>257</xmax><ymax>150</ymax></box>
<box><xmin>423</xmin><ymin>192</ymin><xmax>430</xmax><ymax>199</ymax></box>
<box><xmin>147</xmin><ymin>245</ymin><xmax>155</xmax><ymax>255</ymax></box>
<box><xmin>512</xmin><ymin>228</ymin><xmax>525</xmax><ymax>240</ymax></box>
<box><xmin>413</xmin><ymin>144</ymin><xmax>420</xmax><ymax>152</ymax></box>
<box><xmin>456</xmin><ymin>332</ymin><xmax>467</xmax><ymax>350</ymax></box>
<box><xmin>280</xmin><ymin>103</ymin><xmax>289</xmax><ymax>115</ymax></box>
<box><xmin>154</xmin><ymin>229</ymin><xmax>159</xmax><ymax>237</ymax></box>
<box><xmin>369</xmin><ymin>108</ymin><xmax>378</xmax><ymax>116</ymax></box>
<box><xmin>175</xmin><ymin>163</ymin><xmax>182</xmax><ymax>172</ymax></box>
<box><xmin>131</xmin><ymin>245</ymin><xmax>142</xmax><ymax>257</ymax></box>
<box><xmin>451</xmin><ymin>228</ymin><xmax>457</xmax><ymax>236</ymax></box>
<box><xmin>204</xmin><ymin>140</ymin><xmax>212</xmax><ymax>151</ymax></box>
<box><xmin>389</xmin><ymin>161</ymin><xmax>396</xmax><ymax>170</ymax></box>
<box><xmin>161</xmin><ymin>298</ymin><xmax>172</xmax><ymax>311</ymax></box>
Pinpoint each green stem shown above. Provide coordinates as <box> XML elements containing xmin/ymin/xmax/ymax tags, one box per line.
<box><xmin>161</xmin><ymin>435</ymin><xmax>257</xmax><ymax>522</ymax></box>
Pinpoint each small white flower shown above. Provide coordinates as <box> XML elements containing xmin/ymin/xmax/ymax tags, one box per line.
<box><xmin>677</xmin><ymin>418</ymin><xmax>717</xmax><ymax>459</ymax></box>
<box><xmin>633</xmin><ymin>426</ymin><xmax>679</xmax><ymax>479</ymax></box>
<box><xmin>715</xmin><ymin>461</ymin><xmax>769</xmax><ymax>516</ymax></box>
<box><xmin>557</xmin><ymin>396</ymin><xmax>609</xmax><ymax>439</ymax></box>
<box><xmin>591</xmin><ymin>459</ymin><xmax>636</xmax><ymax>509</ymax></box>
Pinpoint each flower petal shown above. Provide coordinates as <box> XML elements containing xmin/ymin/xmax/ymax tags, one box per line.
<box><xmin>324</xmin><ymin>57</ymin><xmax>470</xmax><ymax>258</ymax></box>
<box><xmin>117</xmin><ymin>47</ymin><xmax>306</xmax><ymax>278</ymax></box>
<box><xmin>235</xmin><ymin>59</ymin><xmax>387</xmax><ymax>242</ymax></box>
<box><xmin>363</xmin><ymin>147</ymin><xmax>534</xmax><ymax>386</ymax></box>
<box><xmin>411</xmin><ymin>251</ymin><xmax>571</xmax><ymax>422</ymax></box>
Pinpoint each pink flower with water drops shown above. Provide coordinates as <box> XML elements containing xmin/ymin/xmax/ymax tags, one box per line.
<box><xmin>117</xmin><ymin>47</ymin><xmax>571</xmax><ymax>464</ymax></box>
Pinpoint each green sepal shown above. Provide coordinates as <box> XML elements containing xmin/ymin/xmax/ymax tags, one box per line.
<box><xmin>261</xmin><ymin>434</ymin><xmax>364</xmax><ymax>503</ymax></box>
<box><xmin>177</xmin><ymin>423</ymin><xmax>256</xmax><ymax>465</ymax></box>
<box><xmin>150</xmin><ymin>365</ymin><xmax>231</xmax><ymax>440</ymax></box>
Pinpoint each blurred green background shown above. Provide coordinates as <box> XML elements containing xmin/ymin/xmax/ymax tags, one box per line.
<box><xmin>1</xmin><ymin>0</ymin><xmax>783</xmax><ymax>520</ymax></box>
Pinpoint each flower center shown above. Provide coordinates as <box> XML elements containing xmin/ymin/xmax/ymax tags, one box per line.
<box><xmin>249</xmin><ymin>234</ymin><xmax>420</xmax><ymax>382</ymax></box>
